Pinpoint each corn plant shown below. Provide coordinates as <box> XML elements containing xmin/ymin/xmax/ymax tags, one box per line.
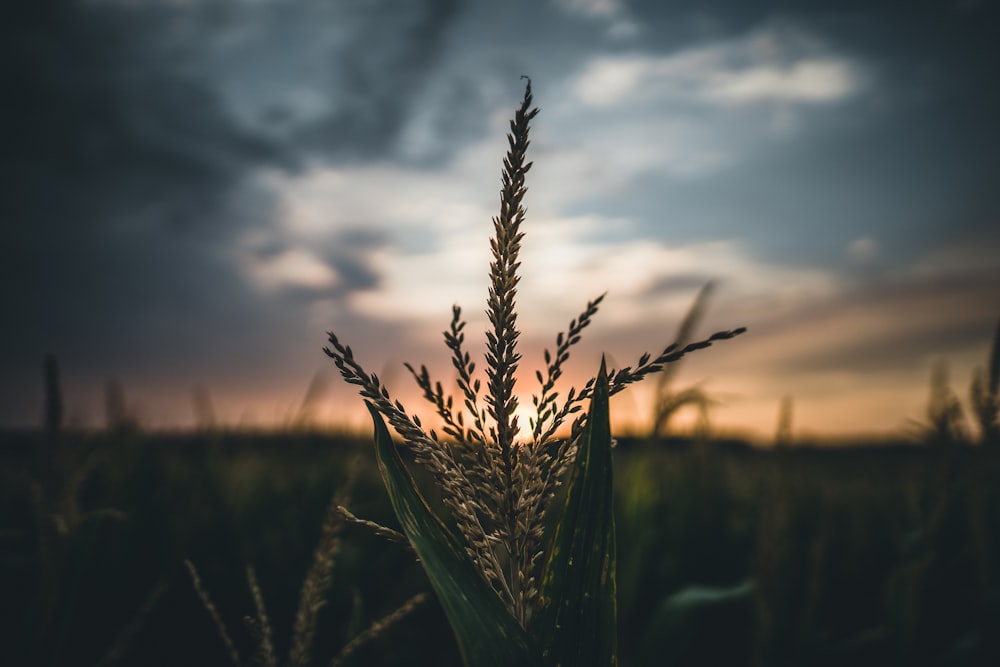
<box><xmin>324</xmin><ymin>79</ymin><xmax>745</xmax><ymax>666</ymax></box>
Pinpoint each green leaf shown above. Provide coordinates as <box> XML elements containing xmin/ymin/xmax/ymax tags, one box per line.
<box><xmin>366</xmin><ymin>403</ymin><xmax>540</xmax><ymax>667</ymax></box>
<box><xmin>535</xmin><ymin>358</ymin><xmax>618</xmax><ymax>666</ymax></box>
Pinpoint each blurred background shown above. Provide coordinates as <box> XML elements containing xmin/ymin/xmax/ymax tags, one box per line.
<box><xmin>3</xmin><ymin>1</ymin><xmax>1000</xmax><ymax>666</ymax></box>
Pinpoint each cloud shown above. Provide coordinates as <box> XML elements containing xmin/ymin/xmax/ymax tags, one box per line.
<box><xmin>571</xmin><ymin>23</ymin><xmax>861</xmax><ymax>109</ymax></box>
<box><xmin>2</xmin><ymin>1</ymin><xmax>294</xmax><ymax>339</ymax></box>
<box><xmin>571</xmin><ymin>56</ymin><xmax>650</xmax><ymax>106</ymax></box>
<box><xmin>533</xmin><ymin>21</ymin><xmax>868</xmax><ymax>206</ymax></box>
<box><xmin>847</xmin><ymin>237</ymin><xmax>880</xmax><ymax>263</ymax></box>
<box><xmin>258</xmin><ymin>154</ymin><xmax>829</xmax><ymax>339</ymax></box>
<box><xmin>591</xmin><ymin>238</ymin><xmax>1000</xmax><ymax>438</ymax></box>
<box><xmin>553</xmin><ymin>0</ymin><xmax>639</xmax><ymax>39</ymax></box>
<box><xmin>743</xmin><ymin>277</ymin><xmax>996</xmax><ymax>376</ymax></box>
<box><xmin>293</xmin><ymin>0</ymin><xmax>463</xmax><ymax>160</ymax></box>
<box><xmin>703</xmin><ymin>58</ymin><xmax>855</xmax><ymax>106</ymax></box>
<box><xmin>262</xmin><ymin>137</ymin><xmax>838</xmax><ymax>338</ymax></box>
<box><xmin>701</xmin><ymin>237</ymin><xmax>1000</xmax><ymax>385</ymax></box>
<box><xmin>555</xmin><ymin>0</ymin><xmax>622</xmax><ymax>18</ymax></box>
<box><xmin>241</xmin><ymin>247</ymin><xmax>340</xmax><ymax>293</ymax></box>
<box><xmin>275</xmin><ymin>148</ymin><xmax>838</xmax><ymax>335</ymax></box>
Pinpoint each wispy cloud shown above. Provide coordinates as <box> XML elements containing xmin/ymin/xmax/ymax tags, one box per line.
<box><xmin>553</xmin><ymin>0</ymin><xmax>640</xmax><ymax>39</ymax></box>
<box><xmin>704</xmin><ymin>58</ymin><xmax>855</xmax><ymax>106</ymax></box>
<box><xmin>240</xmin><ymin>246</ymin><xmax>340</xmax><ymax>294</ymax></box>
<box><xmin>571</xmin><ymin>23</ymin><xmax>861</xmax><ymax>110</ymax></box>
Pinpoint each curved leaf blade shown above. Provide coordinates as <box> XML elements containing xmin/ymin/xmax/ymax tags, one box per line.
<box><xmin>366</xmin><ymin>403</ymin><xmax>540</xmax><ymax>667</ymax></box>
<box><xmin>535</xmin><ymin>358</ymin><xmax>618</xmax><ymax>666</ymax></box>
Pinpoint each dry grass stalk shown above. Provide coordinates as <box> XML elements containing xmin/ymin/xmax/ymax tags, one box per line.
<box><xmin>337</xmin><ymin>505</ymin><xmax>411</xmax><ymax>551</ymax></box>
<box><xmin>245</xmin><ymin>565</ymin><xmax>278</xmax><ymax>667</ymax></box>
<box><xmin>186</xmin><ymin>461</ymin><xmax>423</xmax><ymax>665</ymax></box>
<box><xmin>94</xmin><ymin>580</ymin><xmax>167</xmax><ymax>667</ymax></box>
<box><xmin>324</xmin><ymin>79</ymin><xmax>745</xmax><ymax>627</ymax></box>
<box><xmin>288</xmin><ymin>476</ymin><xmax>352</xmax><ymax>667</ymax></box>
<box><xmin>329</xmin><ymin>592</ymin><xmax>429</xmax><ymax>667</ymax></box>
<box><xmin>185</xmin><ymin>559</ymin><xmax>241</xmax><ymax>667</ymax></box>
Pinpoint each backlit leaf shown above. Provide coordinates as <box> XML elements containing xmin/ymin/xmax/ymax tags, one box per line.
<box><xmin>367</xmin><ymin>403</ymin><xmax>540</xmax><ymax>667</ymax></box>
<box><xmin>535</xmin><ymin>358</ymin><xmax>618</xmax><ymax>666</ymax></box>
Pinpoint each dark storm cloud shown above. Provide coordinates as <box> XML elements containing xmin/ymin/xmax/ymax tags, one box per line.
<box><xmin>2</xmin><ymin>1</ymin><xmax>292</xmax><ymax>365</ymax></box>
<box><xmin>1</xmin><ymin>0</ymin><xmax>294</xmax><ymax>251</ymax></box>
<box><xmin>295</xmin><ymin>0</ymin><xmax>462</xmax><ymax>160</ymax></box>
<box><xmin>2</xmin><ymin>1</ymin><xmax>294</xmax><ymax>231</ymax></box>
<box><xmin>245</xmin><ymin>226</ymin><xmax>388</xmax><ymax>302</ymax></box>
<box><xmin>138</xmin><ymin>0</ymin><xmax>473</xmax><ymax>164</ymax></box>
<box><xmin>629</xmin><ymin>0</ymin><xmax>999</xmax><ymax>52</ymax></box>
<box><xmin>0</xmin><ymin>0</ymin><xmax>294</xmax><ymax>425</ymax></box>
<box><xmin>0</xmin><ymin>0</ymin><xmax>470</xmax><ymax>427</ymax></box>
<box><xmin>324</xmin><ymin>227</ymin><xmax>385</xmax><ymax>293</ymax></box>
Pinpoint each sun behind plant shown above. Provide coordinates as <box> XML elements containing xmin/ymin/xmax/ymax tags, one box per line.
<box><xmin>324</xmin><ymin>79</ymin><xmax>745</xmax><ymax>663</ymax></box>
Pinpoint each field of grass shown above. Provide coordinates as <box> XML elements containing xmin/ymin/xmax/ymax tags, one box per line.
<box><xmin>2</xmin><ymin>428</ymin><xmax>998</xmax><ymax>667</ymax></box>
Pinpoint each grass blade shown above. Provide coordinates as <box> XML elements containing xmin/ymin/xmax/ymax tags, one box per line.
<box><xmin>535</xmin><ymin>358</ymin><xmax>618</xmax><ymax>666</ymax></box>
<box><xmin>366</xmin><ymin>403</ymin><xmax>540</xmax><ymax>667</ymax></box>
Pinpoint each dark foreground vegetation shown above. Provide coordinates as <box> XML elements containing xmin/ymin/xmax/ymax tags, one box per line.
<box><xmin>2</xmin><ymin>428</ymin><xmax>998</xmax><ymax>667</ymax></box>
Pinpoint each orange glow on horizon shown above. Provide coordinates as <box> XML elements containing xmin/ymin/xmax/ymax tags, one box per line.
<box><xmin>67</xmin><ymin>350</ymin><xmax>974</xmax><ymax>446</ymax></box>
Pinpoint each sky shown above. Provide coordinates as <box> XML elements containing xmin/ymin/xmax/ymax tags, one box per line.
<box><xmin>3</xmin><ymin>0</ymin><xmax>998</xmax><ymax>441</ymax></box>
